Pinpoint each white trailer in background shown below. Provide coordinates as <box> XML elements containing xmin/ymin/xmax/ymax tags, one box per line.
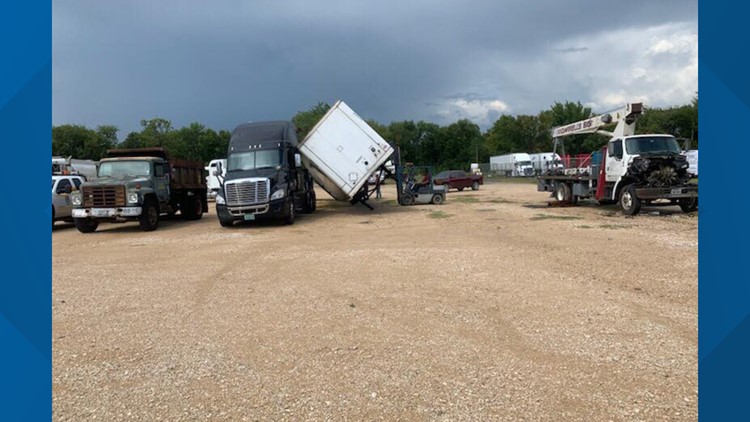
<box><xmin>298</xmin><ymin>100</ymin><xmax>394</xmax><ymax>202</ymax></box>
<box><xmin>529</xmin><ymin>152</ymin><xmax>563</xmax><ymax>175</ymax></box>
<box><xmin>52</xmin><ymin>156</ymin><xmax>98</xmax><ymax>180</ymax></box>
<box><xmin>489</xmin><ymin>153</ymin><xmax>534</xmax><ymax>177</ymax></box>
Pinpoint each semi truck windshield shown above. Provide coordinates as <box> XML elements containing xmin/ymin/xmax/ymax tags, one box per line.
<box><xmin>228</xmin><ymin>150</ymin><xmax>281</xmax><ymax>171</ymax></box>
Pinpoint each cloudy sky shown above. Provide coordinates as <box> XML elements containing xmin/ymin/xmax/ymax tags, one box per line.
<box><xmin>53</xmin><ymin>0</ymin><xmax>698</xmax><ymax>138</ymax></box>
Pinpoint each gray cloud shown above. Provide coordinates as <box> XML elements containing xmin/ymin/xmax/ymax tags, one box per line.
<box><xmin>53</xmin><ymin>0</ymin><xmax>698</xmax><ymax>137</ymax></box>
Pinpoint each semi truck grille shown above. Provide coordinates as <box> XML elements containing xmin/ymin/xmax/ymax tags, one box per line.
<box><xmin>225</xmin><ymin>179</ymin><xmax>269</xmax><ymax>206</ymax></box>
<box><xmin>83</xmin><ymin>186</ymin><xmax>126</xmax><ymax>207</ymax></box>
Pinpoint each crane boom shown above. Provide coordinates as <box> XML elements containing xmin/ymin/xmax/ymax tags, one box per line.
<box><xmin>551</xmin><ymin>103</ymin><xmax>643</xmax><ymax>139</ymax></box>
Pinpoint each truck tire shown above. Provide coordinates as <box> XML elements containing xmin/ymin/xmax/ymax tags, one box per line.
<box><xmin>182</xmin><ymin>195</ymin><xmax>203</xmax><ymax>220</ymax></box>
<box><xmin>283</xmin><ymin>199</ymin><xmax>295</xmax><ymax>225</ymax></box>
<box><xmin>432</xmin><ymin>193</ymin><xmax>444</xmax><ymax>205</ymax></box>
<box><xmin>443</xmin><ymin>183</ymin><xmax>450</xmax><ymax>192</ymax></box>
<box><xmin>218</xmin><ymin>217</ymin><xmax>234</xmax><ymax>227</ymax></box>
<box><xmin>554</xmin><ymin>183</ymin><xmax>572</xmax><ymax>203</ymax></box>
<box><xmin>74</xmin><ymin>218</ymin><xmax>98</xmax><ymax>233</ymax></box>
<box><xmin>458</xmin><ymin>187</ymin><xmax>464</xmax><ymax>192</ymax></box>
<box><xmin>471</xmin><ymin>181</ymin><xmax>480</xmax><ymax>191</ymax></box>
<box><xmin>139</xmin><ymin>199</ymin><xmax>159</xmax><ymax>231</ymax></box>
<box><xmin>303</xmin><ymin>190</ymin><xmax>316</xmax><ymax>213</ymax></box>
<box><xmin>679</xmin><ymin>197</ymin><xmax>698</xmax><ymax>213</ymax></box>
<box><xmin>619</xmin><ymin>184</ymin><xmax>641</xmax><ymax>216</ymax></box>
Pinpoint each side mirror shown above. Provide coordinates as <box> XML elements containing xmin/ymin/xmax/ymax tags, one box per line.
<box><xmin>215</xmin><ymin>161</ymin><xmax>223</xmax><ymax>176</ymax></box>
<box><xmin>294</xmin><ymin>153</ymin><xmax>302</xmax><ymax>168</ymax></box>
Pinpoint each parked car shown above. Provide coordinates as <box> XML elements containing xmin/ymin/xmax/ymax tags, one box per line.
<box><xmin>52</xmin><ymin>175</ymin><xmax>85</xmax><ymax>226</ymax></box>
<box><xmin>433</xmin><ymin>170</ymin><xmax>483</xmax><ymax>191</ymax></box>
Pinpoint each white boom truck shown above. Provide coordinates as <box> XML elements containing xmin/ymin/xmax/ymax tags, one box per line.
<box><xmin>537</xmin><ymin>103</ymin><xmax>698</xmax><ymax>215</ymax></box>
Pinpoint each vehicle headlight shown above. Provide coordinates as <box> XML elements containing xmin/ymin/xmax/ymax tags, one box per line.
<box><xmin>270</xmin><ymin>189</ymin><xmax>285</xmax><ymax>200</ymax></box>
<box><xmin>127</xmin><ymin>192</ymin><xmax>139</xmax><ymax>204</ymax></box>
<box><xmin>215</xmin><ymin>193</ymin><xmax>226</xmax><ymax>205</ymax></box>
<box><xmin>71</xmin><ymin>193</ymin><xmax>82</xmax><ymax>206</ymax></box>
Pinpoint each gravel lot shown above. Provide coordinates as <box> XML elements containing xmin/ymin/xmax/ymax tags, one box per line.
<box><xmin>52</xmin><ymin>180</ymin><xmax>698</xmax><ymax>421</ymax></box>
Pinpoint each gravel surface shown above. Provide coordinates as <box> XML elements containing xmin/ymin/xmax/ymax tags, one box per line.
<box><xmin>52</xmin><ymin>181</ymin><xmax>698</xmax><ymax>421</ymax></box>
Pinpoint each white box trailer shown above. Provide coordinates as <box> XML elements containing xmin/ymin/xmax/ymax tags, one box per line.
<box><xmin>529</xmin><ymin>152</ymin><xmax>563</xmax><ymax>174</ymax></box>
<box><xmin>298</xmin><ymin>100</ymin><xmax>394</xmax><ymax>201</ymax></box>
<box><xmin>489</xmin><ymin>153</ymin><xmax>534</xmax><ymax>177</ymax></box>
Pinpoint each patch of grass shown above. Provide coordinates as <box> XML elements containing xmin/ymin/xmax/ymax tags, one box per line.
<box><xmin>380</xmin><ymin>199</ymin><xmax>397</xmax><ymax>206</ymax></box>
<box><xmin>485</xmin><ymin>176</ymin><xmax>538</xmax><ymax>184</ymax></box>
<box><xmin>476</xmin><ymin>208</ymin><xmax>495</xmax><ymax>212</ymax></box>
<box><xmin>486</xmin><ymin>198</ymin><xmax>513</xmax><ymax>204</ymax></box>
<box><xmin>428</xmin><ymin>210</ymin><xmax>452</xmax><ymax>219</ymax></box>
<box><xmin>578</xmin><ymin>225</ymin><xmax>594</xmax><ymax>229</ymax></box>
<box><xmin>599</xmin><ymin>224</ymin><xmax>630</xmax><ymax>230</ymax></box>
<box><xmin>530</xmin><ymin>213</ymin><xmax>584</xmax><ymax>221</ymax></box>
<box><xmin>451</xmin><ymin>196</ymin><xmax>480</xmax><ymax>203</ymax></box>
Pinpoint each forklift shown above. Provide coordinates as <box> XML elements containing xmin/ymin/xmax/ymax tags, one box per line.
<box><xmin>397</xmin><ymin>164</ymin><xmax>447</xmax><ymax>206</ymax></box>
<box><xmin>349</xmin><ymin>147</ymin><xmax>447</xmax><ymax>208</ymax></box>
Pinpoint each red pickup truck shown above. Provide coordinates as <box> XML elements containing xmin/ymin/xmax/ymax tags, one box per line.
<box><xmin>434</xmin><ymin>170</ymin><xmax>484</xmax><ymax>191</ymax></box>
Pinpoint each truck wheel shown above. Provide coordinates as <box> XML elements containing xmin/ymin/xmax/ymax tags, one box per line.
<box><xmin>432</xmin><ymin>193</ymin><xmax>444</xmax><ymax>205</ymax></box>
<box><xmin>139</xmin><ymin>199</ymin><xmax>159</xmax><ymax>231</ymax></box>
<box><xmin>471</xmin><ymin>181</ymin><xmax>480</xmax><ymax>191</ymax></box>
<box><xmin>183</xmin><ymin>196</ymin><xmax>203</xmax><ymax>220</ymax></box>
<box><xmin>74</xmin><ymin>218</ymin><xmax>98</xmax><ymax>233</ymax></box>
<box><xmin>679</xmin><ymin>197</ymin><xmax>698</xmax><ymax>213</ymax></box>
<box><xmin>458</xmin><ymin>187</ymin><xmax>464</xmax><ymax>192</ymax></box>
<box><xmin>619</xmin><ymin>184</ymin><xmax>641</xmax><ymax>216</ymax></box>
<box><xmin>554</xmin><ymin>183</ymin><xmax>572</xmax><ymax>203</ymax></box>
<box><xmin>218</xmin><ymin>217</ymin><xmax>234</xmax><ymax>227</ymax></box>
<box><xmin>303</xmin><ymin>190</ymin><xmax>316</xmax><ymax>213</ymax></box>
<box><xmin>443</xmin><ymin>184</ymin><xmax>450</xmax><ymax>192</ymax></box>
<box><xmin>284</xmin><ymin>199</ymin><xmax>295</xmax><ymax>225</ymax></box>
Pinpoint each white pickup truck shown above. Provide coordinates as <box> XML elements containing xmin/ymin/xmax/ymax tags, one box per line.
<box><xmin>52</xmin><ymin>174</ymin><xmax>86</xmax><ymax>227</ymax></box>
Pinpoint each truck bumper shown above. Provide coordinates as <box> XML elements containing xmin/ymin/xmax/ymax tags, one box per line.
<box><xmin>72</xmin><ymin>207</ymin><xmax>142</xmax><ymax>219</ymax></box>
<box><xmin>636</xmin><ymin>186</ymin><xmax>698</xmax><ymax>200</ymax></box>
<box><xmin>218</xmin><ymin>198</ymin><xmax>289</xmax><ymax>221</ymax></box>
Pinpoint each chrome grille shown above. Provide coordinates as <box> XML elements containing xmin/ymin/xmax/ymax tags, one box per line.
<box><xmin>225</xmin><ymin>179</ymin><xmax>269</xmax><ymax>206</ymax></box>
<box><xmin>83</xmin><ymin>185</ymin><xmax>126</xmax><ymax>207</ymax></box>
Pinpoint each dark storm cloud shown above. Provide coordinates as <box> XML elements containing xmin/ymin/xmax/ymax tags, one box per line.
<box><xmin>53</xmin><ymin>0</ymin><xmax>697</xmax><ymax>137</ymax></box>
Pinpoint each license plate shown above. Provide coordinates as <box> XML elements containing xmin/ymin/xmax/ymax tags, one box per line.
<box><xmin>671</xmin><ymin>188</ymin><xmax>683</xmax><ymax>195</ymax></box>
<box><xmin>243</xmin><ymin>213</ymin><xmax>255</xmax><ymax>221</ymax></box>
<box><xmin>91</xmin><ymin>208</ymin><xmax>113</xmax><ymax>217</ymax></box>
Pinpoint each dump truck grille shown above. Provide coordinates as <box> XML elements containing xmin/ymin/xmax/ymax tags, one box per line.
<box><xmin>225</xmin><ymin>179</ymin><xmax>269</xmax><ymax>206</ymax></box>
<box><xmin>82</xmin><ymin>185</ymin><xmax>126</xmax><ymax>207</ymax></box>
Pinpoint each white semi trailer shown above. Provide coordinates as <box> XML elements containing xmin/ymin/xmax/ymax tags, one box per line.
<box><xmin>489</xmin><ymin>153</ymin><xmax>534</xmax><ymax>177</ymax></box>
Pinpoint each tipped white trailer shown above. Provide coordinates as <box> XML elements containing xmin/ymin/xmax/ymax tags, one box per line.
<box><xmin>298</xmin><ymin>100</ymin><xmax>394</xmax><ymax>202</ymax></box>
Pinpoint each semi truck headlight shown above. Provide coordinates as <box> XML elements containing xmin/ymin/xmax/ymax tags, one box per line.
<box><xmin>215</xmin><ymin>193</ymin><xmax>226</xmax><ymax>205</ymax></box>
<box><xmin>71</xmin><ymin>194</ymin><xmax>82</xmax><ymax>206</ymax></box>
<box><xmin>271</xmin><ymin>189</ymin><xmax>285</xmax><ymax>200</ymax></box>
<box><xmin>127</xmin><ymin>193</ymin><xmax>139</xmax><ymax>204</ymax></box>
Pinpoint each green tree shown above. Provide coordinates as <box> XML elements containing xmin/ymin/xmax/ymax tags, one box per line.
<box><xmin>52</xmin><ymin>124</ymin><xmax>117</xmax><ymax>160</ymax></box>
<box><xmin>292</xmin><ymin>102</ymin><xmax>331</xmax><ymax>140</ymax></box>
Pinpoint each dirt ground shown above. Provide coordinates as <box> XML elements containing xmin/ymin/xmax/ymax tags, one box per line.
<box><xmin>52</xmin><ymin>180</ymin><xmax>698</xmax><ymax>421</ymax></box>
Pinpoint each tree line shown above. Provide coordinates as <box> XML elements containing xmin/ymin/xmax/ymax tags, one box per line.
<box><xmin>53</xmin><ymin>97</ymin><xmax>698</xmax><ymax>171</ymax></box>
